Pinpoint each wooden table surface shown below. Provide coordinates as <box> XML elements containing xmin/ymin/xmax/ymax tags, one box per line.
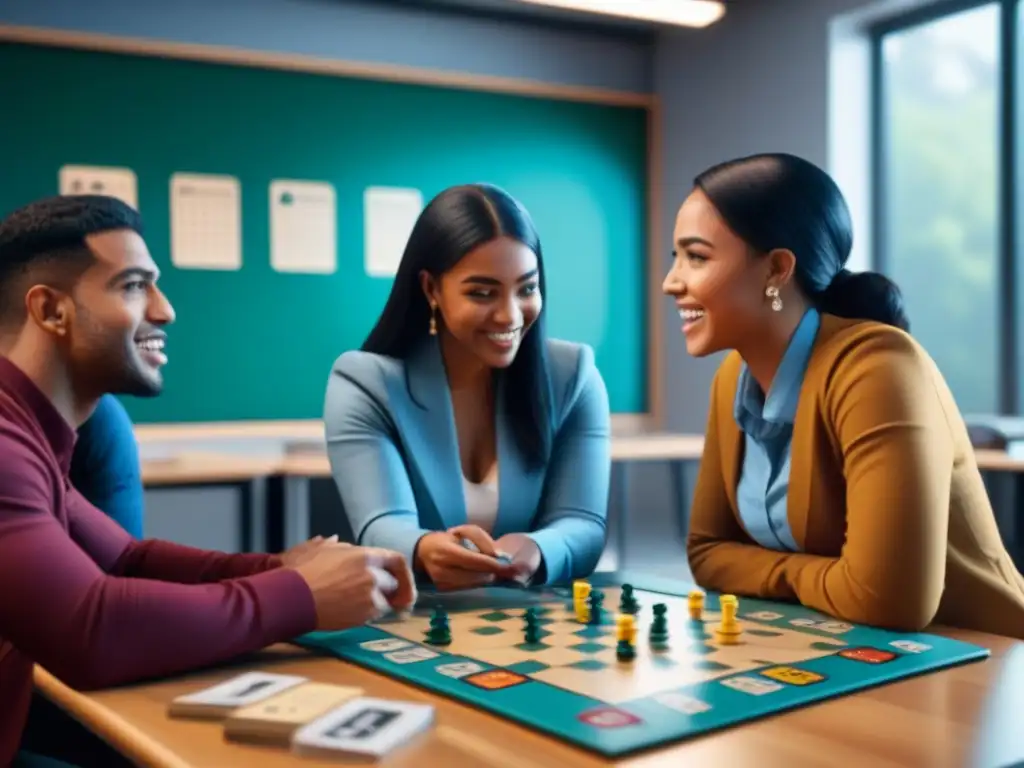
<box><xmin>35</xmin><ymin>625</ymin><xmax>1024</xmax><ymax>768</ymax></box>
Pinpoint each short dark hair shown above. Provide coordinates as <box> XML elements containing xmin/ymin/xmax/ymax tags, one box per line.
<box><xmin>0</xmin><ymin>195</ymin><xmax>143</xmax><ymax>325</ymax></box>
<box><xmin>361</xmin><ymin>183</ymin><xmax>554</xmax><ymax>469</ymax></box>
<box><xmin>694</xmin><ymin>153</ymin><xmax>909</xmax><ymax>331</ymax></box>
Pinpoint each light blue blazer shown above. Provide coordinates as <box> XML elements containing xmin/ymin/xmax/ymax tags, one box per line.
<box><xmin>322</xmin><ymin>336</ymin><xmax>611</xmax><ymax>585</ymax></box>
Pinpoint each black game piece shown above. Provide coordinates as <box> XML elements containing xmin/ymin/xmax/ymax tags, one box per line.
<box><xmin>649</xmin><ymin>603</ymin><xmax>669</xmax><ymax>648</ymax></box>
<box><xmin>587</xmin><ymin>589</ymin><xmax>604</xmax><ymax>625</ymax></box>
<box><xmin>616</xmin><ymin>636</ymin><xmax>636</xmax><ymax>661</ymax></box>
<box><xmin>619</xmin><ymin>584</ymin><xmax>639</xmax><ymax>615</ymax></box>
<box><xmin>523</xmin><ymin>607</ymin><xmax>542</xmax><ymax>644</ymax></box>
<box><xmin>424</xmin><ymin>606</ymin><xmax>451</xmax><ymax>646</ymax></box>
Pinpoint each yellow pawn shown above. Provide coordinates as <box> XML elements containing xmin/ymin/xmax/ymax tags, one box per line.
<box><xmin>715</xmin><ymin>594</ymin><xmax>742</xmax><ymax>645</ymax></box>
<box><xmin>574</xmin><ymin>580</ymin><xmax>591</xmax><ymax>623</ymax></box>
<box><xmin>615</xmin><ymin>613</ymin><xmax>637</xmax><ymax>643</ymax></box>
<box><xmin>688</xmin><ymin>589</ymin><xmax>705</xmax><ymax>621</ymax></box>
<box><xmin>615</xmin><ymin>614</ymin><xmax>637</xmax><ymax>661</ymax></box>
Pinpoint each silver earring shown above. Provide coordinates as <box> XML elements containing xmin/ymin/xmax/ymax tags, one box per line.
<box><xmin>766</xmin><ymin>286</ymin><xmax>782</xmax><ymax>312</ymax></box>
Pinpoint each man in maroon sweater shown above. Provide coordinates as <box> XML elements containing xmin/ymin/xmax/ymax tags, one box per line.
<box><xmin>0</xmin><ymin>195</ymin><xmax>416</xmax><ymax>767</ymax></box>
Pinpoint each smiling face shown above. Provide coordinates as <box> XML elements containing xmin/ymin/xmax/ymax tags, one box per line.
<box><xmin>422</xmin><ymin>235</ymin><xmax>542</xmax><ymax>369</ymax></box>
<box><xmin>661</xmin><ymin>189</ymin><xmax>781</xmax><ymax>357</ymax></box>
<box><xmin>60</xmin><ymin>229</ymin><xmax>176</xmax><ymax>397</ymax></box>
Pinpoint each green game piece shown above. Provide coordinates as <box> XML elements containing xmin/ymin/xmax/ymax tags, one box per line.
<box><xmin>649</xmin><ymin>603</ymin><xmax>669</xmax><ymax>647</ymax></box>
<box><xmin>587</xmin><ymin>589</ymin><xmax>604</xmax><ymax>625</ymax></box>
<box><xmin>619</xmin><ymin>584</ymin><xmax>640</xmax><ymax>615</ymax></box>
<box><xmin>523</xmin><ymin>607</ymin><xmax>542</xmax><ymax>644</ymax></box>
<box><xmin>615</xmin><ymin>638</ymin><xmax>636</xmax><ymax>661</ymax></box>
<box><xmin>424</xmin><ymin>606</ymin><xmax>451</xmax><ymax>646</ymax></box>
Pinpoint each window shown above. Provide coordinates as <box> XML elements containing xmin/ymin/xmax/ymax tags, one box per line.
<box><xmin>874</xmin><ymin>2</ymin><xmax>1002</xmax><ymax>414</ymax></box>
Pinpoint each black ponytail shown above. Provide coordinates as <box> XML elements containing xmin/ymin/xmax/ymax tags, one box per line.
<box><xmin>817</xmin><ymin>268</ymin><xmax>909</xmax><ymax>331</ymax></box>
<box><xmin>694</xmin><ymin>153</ymin><xmax>909</xmax><ymax>330</ymax></box>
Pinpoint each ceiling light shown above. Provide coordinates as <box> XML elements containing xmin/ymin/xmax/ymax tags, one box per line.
<box><xmin>514</xmin><ymin>0</ymin><xmax>726</xmax><ymax>28</ymax></box>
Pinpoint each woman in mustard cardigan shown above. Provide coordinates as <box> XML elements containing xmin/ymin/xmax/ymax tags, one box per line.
<box><xmin>664</xmin><ymin>152</ymin><xmax>1024</xmax><ymax>639</ymax></box>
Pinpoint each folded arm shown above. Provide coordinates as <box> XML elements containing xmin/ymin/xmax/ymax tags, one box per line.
<box><xmin>526</xmin><ymin>346</ymin><xmax>610</xmax><ymax>584</ymax></box>
<box><xmin>0</xmin><ymin>449</ymin><xmax>315</xmax><ymax>691</ymax></box>
<box><xmin>324</xmin><ymin>361</ymin><xmax>429</xmax><ymax>569</ymax></box>
<box><xmin>688</xmin><ymin>333</ymin><xmax>950</xmax><ymax>631</ymax></box>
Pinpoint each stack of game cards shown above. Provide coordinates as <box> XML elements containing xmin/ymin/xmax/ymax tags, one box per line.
<box><xmin>168</xmin><ymin>671</ymin><xmax>435</xmax><ymax>760</ymax></box>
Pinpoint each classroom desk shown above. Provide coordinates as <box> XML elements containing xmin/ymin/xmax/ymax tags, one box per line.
<box><xmin>137</xmin><ymin>434</ymin><xmax>706</xmax><ymax>557</ymax></box>
<box><xmin>138</xmin><ymin>437</ymin><xmax>1024</xmax><ymax>566</ymax></box>
<box><xmin>33</xmin><ymin>626</ymin><xmax>1024</xmax><ymax>768</ymax></box>
<box><xmin>136</xmin><ymin>439</ymin><xmax>1024</xmax><ymax>485</ymax></box>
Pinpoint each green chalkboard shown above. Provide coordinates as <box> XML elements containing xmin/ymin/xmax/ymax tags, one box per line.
<box><xmin>0</xmin><ymin>41</ymin><xmax>649</xmax><ymax>423</ymax></box>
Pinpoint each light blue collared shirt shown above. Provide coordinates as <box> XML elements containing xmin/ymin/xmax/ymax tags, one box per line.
<box><xmin>734</xmin><ymin>308</ymin><xmax>820</xmax><ymax>552</ymax></box>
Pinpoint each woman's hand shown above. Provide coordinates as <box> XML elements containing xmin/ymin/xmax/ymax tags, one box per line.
<box><xmin>494</xmin><ymin>533</ymin><xmax>542</xmax><ymax>584</ymax></box>
<box><xmin>414</xmin><ymin>525</ymin><xmax>516</xmax><ymax>591</ymax></box>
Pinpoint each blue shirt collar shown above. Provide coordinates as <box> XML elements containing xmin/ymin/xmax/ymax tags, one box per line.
<box><xmin>734</xmin><ymin>308</ymin><xmax>820</xmax><ymax>441</ymax></box>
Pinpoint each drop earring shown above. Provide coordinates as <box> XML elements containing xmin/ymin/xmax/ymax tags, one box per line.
<box><xmin>766</xmin><ymin>286</ymin><xmax>782</xmax><ymax>312</ymax></box>
<box><xmin>429</xmin><ymin>303</ymin><xmax>437</xmax><ymax>335</ymax></box>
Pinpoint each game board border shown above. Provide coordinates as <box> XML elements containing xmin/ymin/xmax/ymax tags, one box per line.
<box><xmin>293</xmin><ymin>572</ymin><xmax>992</xmax><ymax>757</ymax></box>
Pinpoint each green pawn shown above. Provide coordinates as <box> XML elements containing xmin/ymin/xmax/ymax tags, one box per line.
<box><xmin>649</xmin><ymin>603</ymin><xmax>669</xmax><ymax>648</ymax></box>
<box><xmin>619</xmin><ymin>584</ymin><xmax>640</xmax><ymax>615</ymax></box>
<box><xmin>523</xmin><ymin>608</ymin><xmax>542</xmax><ymax>644</ymax></box>
<box><xmin>616</xmin><ymin>637</ymin><xmax>636</xmax><ymax>661</ymax></box>
<box><xmin>587</xmin><ymin>589</ymin><xmax>605</xmax><ymax>624</ymax></box>
<box><xmin>424</xmin><ymin>606</ymin><xmax>451</xmax><ymax>646</ymax></box>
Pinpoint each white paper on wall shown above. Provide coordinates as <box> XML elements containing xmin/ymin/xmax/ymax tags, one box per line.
<box><xmin>269</xmin><ymin>180</ymin><xmax>337</xmax><ymax>274</ymax></box>
<box><xmin>169</xmin><ymin>173</ymin><xmax>242</xmax><ymax>270</ymax></box>
<box><xmin>363</xmin><ymin>186</ymin><xmax>423</xmax><ymax>277</ymax></box>
<box><xmin>59</xmin><ymin>165</ymin><xmax>138</xmax><ymax>209</ymax></box>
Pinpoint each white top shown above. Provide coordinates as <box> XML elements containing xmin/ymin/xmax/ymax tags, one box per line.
<box><xmin>462</xmin><ymin>462</ymin><xmax>499</xmax><ymax>533</ymax></box>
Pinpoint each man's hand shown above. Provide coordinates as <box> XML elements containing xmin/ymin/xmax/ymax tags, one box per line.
<box><xmin>414</xmin><ymin>525</ymin><xmax>516</xmax><ymax>591</ymax></box>
<box><xmin>278</xmin><ymin>535</ymin><xmax>345</xmax><ymax>568</ymax></box>
<box><xmin>289</xmin><ymin>545</ymin><xmax>416</xmax><ymax>630</ymax></box>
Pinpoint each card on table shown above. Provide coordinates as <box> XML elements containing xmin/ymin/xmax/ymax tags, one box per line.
<box><xmin>291</xmin><ymin>697</ymin><xmax>435</xmax><ymax>761</ymax></box>
<box><xmin>224</xmin><ymin>682</ymin><xmax>365</xmax><ymax>745</ymax></box>
<box><xmin>167</xmin><ymin>671</ymin><xmax>308</xmax><ymax>720</ymax></box>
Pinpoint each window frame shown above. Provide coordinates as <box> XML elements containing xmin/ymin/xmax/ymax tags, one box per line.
<box><xmin>868</xmin><ymin>0</ymin><xmax>1018</xmax><ymax>413</ymax></box>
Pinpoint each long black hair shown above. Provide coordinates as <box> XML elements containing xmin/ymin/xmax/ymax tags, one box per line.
<box><xmin>361</xmin><ymin>183</ymin><xmax>554</xmax><ymax>469</ymax></box>
<box><xmin>694</xmin><ymin>153</ymin><xmax>909</xmax><ymax>331</ymax></box>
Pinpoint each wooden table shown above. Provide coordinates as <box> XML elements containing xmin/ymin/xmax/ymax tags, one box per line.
<box><xmin>34</xmin><ymin>625</ymin><xmax>1024</xmax><ymax>768</ymax></box>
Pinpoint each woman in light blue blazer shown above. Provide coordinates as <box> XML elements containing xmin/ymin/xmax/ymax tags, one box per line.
<box><xmin>324</xmin><ymin>183</ymin><xmax>611</xmax><ymax>591</ymax></box>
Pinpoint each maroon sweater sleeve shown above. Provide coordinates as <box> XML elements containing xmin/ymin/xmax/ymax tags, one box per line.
<box><xmin>68</xmin><ymin>499</ymin><xmax>283</xmax><ymax>582</ymax></box>
<box><xmin>0</xmin><ymin>440</ymin><xmax>317</xmax><ymax>691</ymax></box>
<box><xmin>112</xmin><ymin>540</ymin><xmax>281</xmax><ymax>581</ymax></box>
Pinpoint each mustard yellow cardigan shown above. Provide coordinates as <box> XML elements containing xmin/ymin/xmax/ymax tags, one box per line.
<box><xmin>688</xmin><ymin>313</ymin><xmax>1024</xmax><ymax>639</ymax></box>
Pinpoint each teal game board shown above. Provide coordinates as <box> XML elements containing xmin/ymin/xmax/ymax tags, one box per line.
<box><xmin>294</xmin><ymin>572</ymin><xmax>990</xmax><ymax>757</ymax></box>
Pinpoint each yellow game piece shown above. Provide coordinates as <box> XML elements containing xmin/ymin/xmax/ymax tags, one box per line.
<box><xmin>574</xmin><ymin>580</ymin><xmax>591</xmax><ymax>623</ymax></box>
<box><xmin>615</xmin><ymin>613</ymin><xmax>637</xmax><ymax>644</ymax></box>
<box><xmin>688</xmin><ymin>589</ymin><xmax>704</xmax><ymax>620</ymax></box>
<box><xmin>715</xmin><ymin>594</ymin><xmax>742</xmax><ymax>644</ymax></box>
<box><xmin>573</xmin><ymin>580</ymin><xmax>591</xmax><ymax>602</ymax></box>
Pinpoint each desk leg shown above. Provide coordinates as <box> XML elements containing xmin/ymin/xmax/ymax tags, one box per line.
<box><xmin>244</xmin><ymin>478</ymin><xmax>268</xmax><ymax>553</ymax></box>
<box><xmin>669</xmin><ymin>459</ymin><xmax>690</xmax><ymax>543</ymax></box>
<box><xmin>595</xmin><ymin>462</ymin><xmax>626</xmax><ymax>572</ymax></box>
<box><xmin>283</xmin><ymin>476</ymin><xmax>311</xmax><ymax>549</ymax></box>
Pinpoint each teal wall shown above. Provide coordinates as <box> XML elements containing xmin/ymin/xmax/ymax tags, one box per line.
<box><xmin>0</xmin><ymin>41</ymin><xmax>649</xmax><ymax>421</ymax></box>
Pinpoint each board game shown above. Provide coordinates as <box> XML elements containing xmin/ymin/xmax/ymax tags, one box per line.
<box><xmin>294</xmin><ymin>572</ymin><xmax>990</xmax><ymax>757</ymax></box>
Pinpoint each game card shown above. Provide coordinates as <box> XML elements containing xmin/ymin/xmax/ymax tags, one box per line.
<box><xmin>168</xmin><ymin>672</ymin><xmax>308</xmax><ymax>719</ymax></box>
<box><xmin>292</xmin><ymin>697</ymin><xmax>435</xmax><ymax>760</ymax></box>
<box><xmin>224</xmin><ymin>682</ymin><xmax>364</xmax><ymax>745</ymax></box>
